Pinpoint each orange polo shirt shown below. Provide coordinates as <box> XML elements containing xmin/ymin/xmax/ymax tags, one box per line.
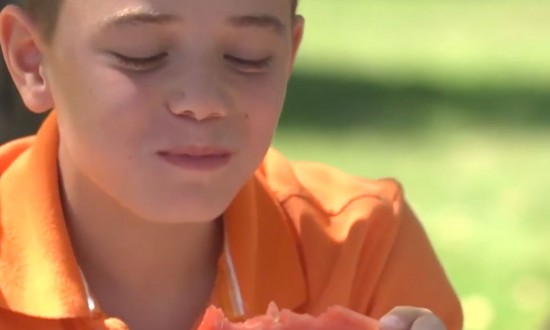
<box><xmin>0</xmin><ymin>113</ymin><xmax>463</xmax><ymax>330</ymax></box>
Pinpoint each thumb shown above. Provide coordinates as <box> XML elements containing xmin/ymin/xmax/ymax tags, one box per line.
<box><xmin>379</xmin><ymin>307</ymin><xmax>445</xmax><ymax>330</ymax></box>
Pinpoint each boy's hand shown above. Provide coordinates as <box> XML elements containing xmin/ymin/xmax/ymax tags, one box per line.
<box><xmin>379</xmin><ymin>306</ymin><xmax>446</xmax><ymax>330</ymax></box>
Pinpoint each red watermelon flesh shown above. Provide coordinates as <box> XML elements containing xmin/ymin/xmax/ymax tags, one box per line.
<box><xmin>197</xmin><ymin>303</ymin><xmax>379</xmax><ymax>330</ymax></box>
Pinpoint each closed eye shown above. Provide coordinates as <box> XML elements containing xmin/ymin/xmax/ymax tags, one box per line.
<box><xmin>224</xmin><ymin>55</ymin><xmax>272</xmax><ymax>73</ymax></box>
<box><xmin>110</xmin><ymin>52</ymin><xmax>168</xmax><ymax>71</ymax></box>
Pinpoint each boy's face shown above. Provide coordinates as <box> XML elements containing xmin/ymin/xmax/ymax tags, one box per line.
<box><xmin>38</xmin><ymin>0</ymin><xmax>303</xmax><ymax>223</ymax></box>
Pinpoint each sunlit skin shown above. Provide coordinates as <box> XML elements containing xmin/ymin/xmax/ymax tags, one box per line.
<box><xmin>0</xmin><ymin>0</ymin><xmax>447</xmax><ymax>329</ymax></box>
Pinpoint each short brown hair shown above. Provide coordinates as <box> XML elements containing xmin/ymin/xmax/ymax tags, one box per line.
<box><xmin>23</xmin><ymin>0</ymin><xmax>299</xmax><ymax>43</ymax></box>
<box><xmin>22</xmin><ymin>0</ymin><xmax>64</xmax><ymax>43</ymax></box>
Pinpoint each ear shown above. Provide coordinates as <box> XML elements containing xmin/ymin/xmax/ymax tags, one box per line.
<box><xmin>288</xmin><ymin>15</ymin><xmax>304</xmax><ymax>75</ymax></box>
<box><xmin>0</xmin><ymin>5</ymin><xmax>53</xmax><ymax>114</ymax></box>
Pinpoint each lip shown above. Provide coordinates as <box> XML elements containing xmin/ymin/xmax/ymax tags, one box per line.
<box><xmin>157</xmin><ymin>146</ymin><xmax>233</xmax><ymax>172</ymax></box>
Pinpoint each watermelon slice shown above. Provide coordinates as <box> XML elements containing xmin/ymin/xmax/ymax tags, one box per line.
<box><xmin>197</xmin><ymin>303</ymin><xmax>379</xmax><ymax>329</ymax></box>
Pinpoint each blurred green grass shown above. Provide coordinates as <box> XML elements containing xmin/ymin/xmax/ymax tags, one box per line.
<box><xmin>275</xmin><ymin>1</ymin><xmax>550</xmax><ymax>329</ymax></box>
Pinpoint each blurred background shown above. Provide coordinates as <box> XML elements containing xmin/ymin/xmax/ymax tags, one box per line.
<box><xmin>1</xmin><ymin>0</ymin><xmax>550</xmax><ymax>329</ymax></box>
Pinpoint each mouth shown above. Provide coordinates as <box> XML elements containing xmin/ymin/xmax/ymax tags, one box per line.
<box><xmin>157</xmin><ymin>146</ymin><xmax>233</xmax><ymax>172</ymax></box>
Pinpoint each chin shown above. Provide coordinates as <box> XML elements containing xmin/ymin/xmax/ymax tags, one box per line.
<box><xmin>136</xmin><ymin>201</ymin><xmax>227</xmax><ymax>224</ymax></box>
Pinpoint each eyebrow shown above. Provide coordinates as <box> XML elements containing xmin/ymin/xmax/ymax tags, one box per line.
<box><xmin>97</xmin><ymin>10</ymin><xmax>285</xmax><ymax>35</ymax></box>
<box><xmin>228</xmin><ymin>15</ymin><xmax>286</xmax><ymax>35</ymax></box>
<box><xmin>97</xmin><ymin>9</ymin><xmax>181</xmax><ymax>30</ymax></box>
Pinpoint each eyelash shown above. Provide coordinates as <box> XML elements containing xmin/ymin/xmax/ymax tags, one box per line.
<box><xmin>112</xmin><ymin>52</ymin><xmax>168</xmax><ymax>71</ymax></box>
<box><xmin>224</xmin><ymin>55</ymin><xmax>273</xmax><ymax>73</ymax></box>
<box><xmin>111</xmin><ymin>52</ymin><xmax>272</xmax><ymax>73</ymax></box>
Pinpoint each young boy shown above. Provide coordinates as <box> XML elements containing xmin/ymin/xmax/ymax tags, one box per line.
<box><xmin>0</xmin><ymin>0</ymin><xmax>463</xmax><ymax>329</ymax></box>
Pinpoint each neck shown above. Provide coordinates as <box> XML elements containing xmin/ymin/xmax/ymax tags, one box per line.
<box><xmin>58</xmin><ymin>146</ymin><xmax>223</xmax><ymax>324</ymax></box>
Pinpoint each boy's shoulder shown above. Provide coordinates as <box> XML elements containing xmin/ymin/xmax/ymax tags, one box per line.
<box><xmin>255</xmin><ymin>149</ymin><xmax>419</xmax><ymax>314</ymax></box>
<box><xmin>258</xmin><ymin>148</ymin><xmax>405</xmax><ymax>223</ymax></box>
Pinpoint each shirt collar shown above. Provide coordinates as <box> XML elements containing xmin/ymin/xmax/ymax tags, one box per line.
<box><xmin>0</xmin><ymin>112</ymin><xmax>90</xmax><ymax>318</ymax></box>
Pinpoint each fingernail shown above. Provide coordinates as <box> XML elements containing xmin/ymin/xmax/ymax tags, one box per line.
<box><xmin>379</xmin><ymin>315</ymin><xmax>407</xmax><ymax>330</ymax></box>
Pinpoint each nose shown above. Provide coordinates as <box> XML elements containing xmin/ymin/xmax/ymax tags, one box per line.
<box><xmin>167</xmin><ymin>92</ymin><xmax>225</xmax><ymax>121</ymax></box>
<box><xmin>166</xmin><ymin>69</ymin><xmax>229</xmax><ymax>121</ymax></box>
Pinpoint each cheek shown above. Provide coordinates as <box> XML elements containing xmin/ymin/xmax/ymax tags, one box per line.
<box><xmin>53</xmin><ymin>61</ymin><xmax>158</xmax><ymax>155</ymax></box>
<box><xmin>241</xmin><ymin>72</ymin><xmax>288</xmax><ymax>122</ymax></box>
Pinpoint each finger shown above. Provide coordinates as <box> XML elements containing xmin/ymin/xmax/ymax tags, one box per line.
<box><xmin>379</xmin><ymin>306</ymin><xmax>433</xmax><ymax>330</ymax></box>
